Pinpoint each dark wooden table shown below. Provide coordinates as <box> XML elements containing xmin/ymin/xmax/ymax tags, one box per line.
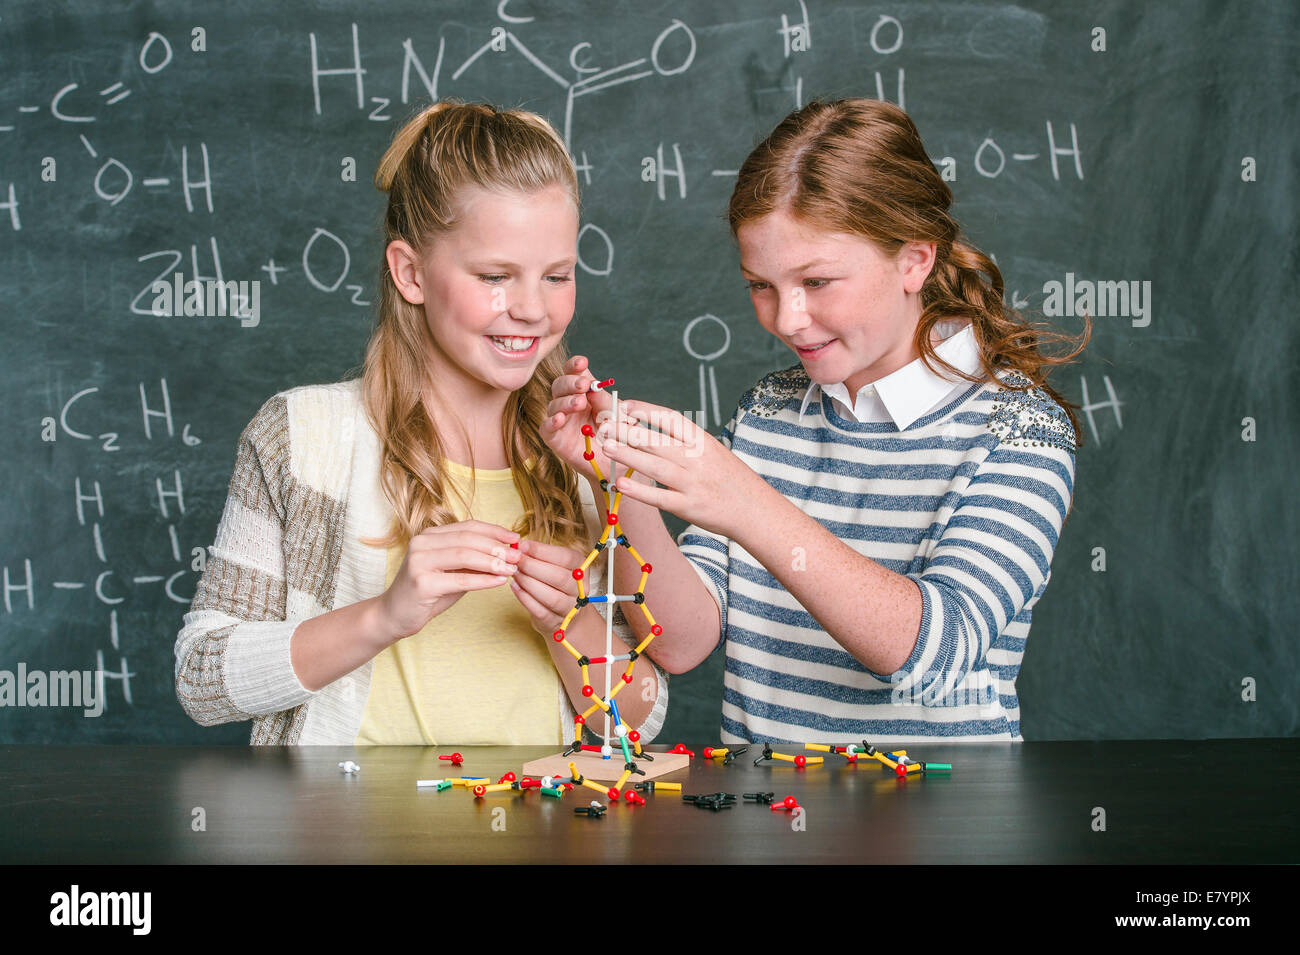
<box><xmin>2</xmin><ymin>740</ymin><xmax>1296</xmax><ymax>864</ymax></box>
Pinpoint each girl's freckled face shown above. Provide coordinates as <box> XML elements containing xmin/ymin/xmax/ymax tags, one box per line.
<box><xmin>737</xmin><ymin>210</ymin><xmax>924</xmax><ymax>395</ymax></box>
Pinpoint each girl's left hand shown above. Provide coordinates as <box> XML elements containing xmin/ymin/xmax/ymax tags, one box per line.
<box><xmin>597</xmin><ymin>400</ymin><xmax>764</xmax><ymax>539</ymax></box>
<box><xmin>540</xmin><ymin>354</ymin><xmax>613</xmax><ymax>480</ymax></box>
<box><xmin>508</xmin><ymin>539</ymin><xmax>587</xmax><ymax>636</ymax></box>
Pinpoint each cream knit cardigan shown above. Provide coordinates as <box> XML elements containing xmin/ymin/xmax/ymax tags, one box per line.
<box><xmin>174</xmin><ymin>379</ymin><xmax>669</xmax><ymax>744</ymax></box>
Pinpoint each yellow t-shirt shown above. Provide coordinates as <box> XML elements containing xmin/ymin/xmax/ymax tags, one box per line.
<box><xmin>355</xmin><ymin>459</ymin><xmax>564</xmax><ymax>745</ymax></box>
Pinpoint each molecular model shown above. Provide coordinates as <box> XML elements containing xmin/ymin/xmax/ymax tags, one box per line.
<box><xmin>547</xmin><ymin>379</ymin><xmax>664</xmax><ymax>798</ymax></box>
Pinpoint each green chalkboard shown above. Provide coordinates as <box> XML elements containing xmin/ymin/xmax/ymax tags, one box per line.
<box><xmin>1</xmin><ymin>0</ymin><xmax>1295</xmax><ymax>743</ymax></box>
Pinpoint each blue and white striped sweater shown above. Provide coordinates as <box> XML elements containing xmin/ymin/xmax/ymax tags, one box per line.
<box><xmin>678</xmin><ymin>365</ymin><xmax>1076</xmax><ymax>745</ymax></box>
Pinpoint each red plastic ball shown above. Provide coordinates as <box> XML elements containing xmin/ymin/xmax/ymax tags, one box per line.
<box><xmin>581</xmin><ymin>424</ymin><xmax>594</xmax><ymax>436</ymax></box>
<box><xmin>628</xmin><ymin>730</ymin><xmax>640</xmax><ymax>742</ymax></box>
<box><xmin>641</xmin><ymin>563</ymin><xmax>653</xmax><ymax>573</ymax></box>
<box><xmin>795</xmin><ymin>754</ymin><xmax>807</xmax><ymax>768</ymax></box>
<box><xmin>703</xmin><ymin>747</ymin><xmax>715</xmax><ymax>759</ymax></box>
<box><xmin>651</xmin><ymin>625</ymin><xmax>663</xmax><ymax>636</ymax></box>
<box><xmin>583</xmin><ymin>451</ymin><xmax>595</xmax><ymax>461</ymax></box>
<box><xmin>510</xmin><ymin>541</ymin><xmax>519</xmax><ymax>549</ymax></box>
<box><xmin>783</xmin><ymin>796</ymin><xmax>798</xmax><ymax>809</ymax></box>
<box><xmin>502</xmin><ymin>772</ymin><xmax>516</xmax><ymax>782</ymax></box>
<box><xmin>622</xmin><ymin>673</ymin><xmax>633</xmax><ymax>684</ymax></box>
<box><xmin>572</xmin><ymin>569</ymin><xmax>584</xmax><ymax>580</ymax></box>
<box><xmin>608</xmin><ymin>788</ymin><xmax>620</xmax><ymax>800</ymax></box>
<box><xmin>896</xmin><ymin>763</ymin><xmax>908</xmax><ymax>777</ymax></box>
<box><xmin>473</xmin><ymin>785</ymin><xmax>486</xmax><ymax>797</ymax></box>
<box><xmin>575</xmin><ymin>715</ymin><xmax>585</xmax><ymax>725</ymax></box>
<box><xmin>607</xmin><ymin>513</ymin><xmax>618</xmax><ymax>525</ymax></box>
<box><xmin>581</xmin><ymin>685</ymin><xmax>594</xmax><ymax>697</ymax></box>
<box><xmin>552</xmin><ymin>629</ymin><xmax>565</xmax><ymax>642</ymax></box>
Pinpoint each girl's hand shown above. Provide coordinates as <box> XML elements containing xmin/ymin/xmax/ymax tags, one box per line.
<box><xmin>598</xmin><ymin>400</ymin><xmax>764</xmax><ymax>539</ymax></box>
<box><xmin>507</xmin><ymin>538</ymin><xmax>587</xmax><ymax>636</ymax></box>
<box><xmin>377</xmin><ymin>520</ymin><xmax>521</xmax><ymax>641</ymax></box>
<box><xmin>540</xmin><ymin>354</ymin><xmax>628</xmax><ymax>481</ymax></box>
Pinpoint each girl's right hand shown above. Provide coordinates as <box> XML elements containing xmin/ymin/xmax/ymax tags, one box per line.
<box><xmin>541</xmin><ymin>354</ymin><xmax>619</xmax><ymax>480</ymax></box>
<box><xmin>376</xmin><ymin>520</ymin><xmax>521</xmax><ymax>641</ymax></box>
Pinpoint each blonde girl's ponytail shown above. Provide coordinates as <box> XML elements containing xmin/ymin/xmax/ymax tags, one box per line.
<box><xmin>373</xmin><ymin>100</ymin><xmax>458</xmax><ymax>192</ymax></box>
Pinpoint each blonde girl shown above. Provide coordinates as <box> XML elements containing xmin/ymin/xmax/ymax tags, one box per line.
<box><xmin>176</xmin><ymin>101</ymin><xmax>667</xmax><ymax>745</ymax></box>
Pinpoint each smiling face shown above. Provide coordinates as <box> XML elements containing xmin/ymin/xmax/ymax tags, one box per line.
<box><xmin>736</xmin><ymin>209</ymin><xmax>936</xmax><ymax>396</ymax></box>
<box><xmin>388</xmin><ymin>184</ymin><xmax>579</xmax><ymax>405</ymax></box>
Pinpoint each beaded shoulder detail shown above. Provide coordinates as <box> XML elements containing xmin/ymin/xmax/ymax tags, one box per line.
<box><xmin>738</xmin><ymin>364</ymin><xmax>811</xmax><ymax>418</ymax></box>
<box><xmin>987</xmin><ymin>371</ymin><xmax>1077</xmax><ymax>453</ymax></box>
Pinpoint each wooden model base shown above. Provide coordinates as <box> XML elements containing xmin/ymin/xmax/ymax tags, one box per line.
<box><xmin>522</xmin><ymin>749</ymin><xmax>691</xmax><ymax>783</ymax></box>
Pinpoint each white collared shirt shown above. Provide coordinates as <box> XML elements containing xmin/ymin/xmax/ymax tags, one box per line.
<box><xmin>797</xmin><ymin>319</ymin><xmax>982</xmax><ymax>428</ymax></box>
